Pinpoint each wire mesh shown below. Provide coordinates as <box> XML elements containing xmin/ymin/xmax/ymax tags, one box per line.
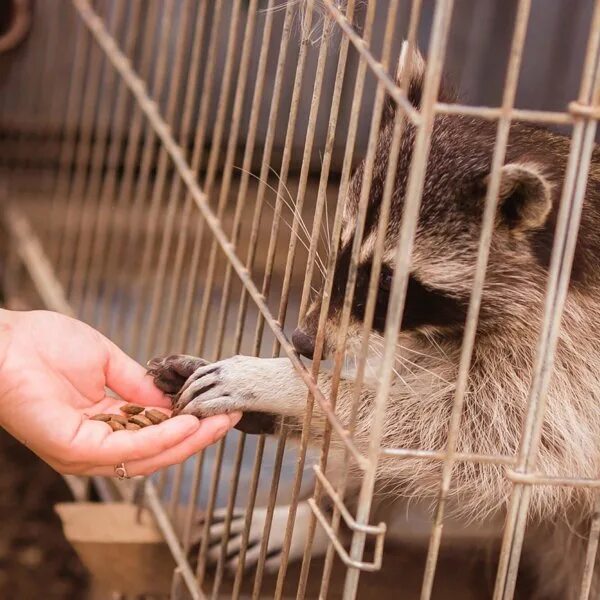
<box><xmin>0</xmin><ymin>0</ymin><xmax>599</xmax><ymax>599</ymax></box>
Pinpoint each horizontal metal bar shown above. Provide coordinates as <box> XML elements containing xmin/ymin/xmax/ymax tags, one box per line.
<box><xmin>435</xmin><ymin>102</ymin><xmax>574</xmax><ymax>125</ymax></box>
<box><xmin>505</xmin><ymin>469</ymin><xmax>600</xmax><ymax>489</ymax></box>
<box><xmin>380</xmin><ymin>447</ymin><xmax>517</xmax><ymax>466</ymax></box>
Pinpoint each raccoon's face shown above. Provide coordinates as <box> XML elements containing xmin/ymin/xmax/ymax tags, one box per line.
<box><xmin>292</xmin><ymin>46</ymin><xmax>558</xmax><ymax>360</ymax></box>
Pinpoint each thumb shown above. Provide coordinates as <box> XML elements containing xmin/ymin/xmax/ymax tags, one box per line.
<box><xmin>101</xmin><ymin>336</ymin><xmax>171</xmax><ymax>408</ymax></box>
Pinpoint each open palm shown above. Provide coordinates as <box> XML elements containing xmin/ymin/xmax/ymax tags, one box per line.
<box><xmin>0</xmin><ymin>310</ymin><xmax>239</xmax><ymax>477</ymax></box>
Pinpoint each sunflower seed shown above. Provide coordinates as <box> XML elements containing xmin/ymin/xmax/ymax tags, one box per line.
<box><xmin>89</xmin><ymin>414</ymin><xmax>113</xmax><ymax>422</ymax></box>
<box><xmin>128</xmin><ymin>414</ymin><xmax>153</xmax><ymax>428</ymax></box>
<box><xmin>108</xmin><ymin>414</ymin><xmax>128</xmax><ymax>426</ymax></box>
<box><xmin>120</xmin><ymin>403</ymin><xmax>145</xmax><ymax>415</ymax></box>
<box><xmin>144</xmin><ymin>409</ymin><xmax>169</xmax><ymax>424</ymax></box>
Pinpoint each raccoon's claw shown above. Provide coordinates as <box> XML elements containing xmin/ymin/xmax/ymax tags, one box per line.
<box><xmin>146</xmin><ymin>354</ymin><xmax>208</xmax><ymax>397</ymax></box>
<box><xmin>171</xmin><ymin>362</ymin><xmax>234</xmax><ymax>417</ymax></box>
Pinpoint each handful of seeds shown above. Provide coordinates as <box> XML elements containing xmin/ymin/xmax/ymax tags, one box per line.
<box><xmin>89</xmin><ymin>403</ymin><xmax>170</xmax><ymax>431</ymax></box>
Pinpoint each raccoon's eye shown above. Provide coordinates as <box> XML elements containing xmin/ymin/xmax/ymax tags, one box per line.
<box><xmin>379</xmin><ymin>266</ymin><xmax>394</xmax><ymax>292</ymax></box>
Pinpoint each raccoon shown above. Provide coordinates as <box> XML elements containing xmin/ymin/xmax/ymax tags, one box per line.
<box><xmin>148</xmin><ymin>45</ymin><xmax>600</xmax><ymax>599</ymax></box>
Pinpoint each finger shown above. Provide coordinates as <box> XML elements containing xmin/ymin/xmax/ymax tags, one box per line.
<box><xmin>68</xmin><ymin>412</ymin><xmax>241</xmax><ymax>466</ymax></box>
<box><xmin>84</xmin><ymin>416</ymin><xmax>237</xmax><ymax>477</ymax></box>
<box><xmin>101</xmin><ymin>336</ymin><xmax>171</xmax><ymax>408</ymax></box>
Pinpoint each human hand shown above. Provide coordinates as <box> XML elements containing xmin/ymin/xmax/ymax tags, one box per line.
<box><xmin>0</xmin><ymin>310</ymin><xmax>240</xmax><ymax>477</ymax></box>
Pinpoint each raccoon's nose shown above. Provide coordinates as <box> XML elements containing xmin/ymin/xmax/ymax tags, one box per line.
<box><xmin>292</xmin><ymin>328</ymin><xmax>315</xmax><ymax>359</ymax></box>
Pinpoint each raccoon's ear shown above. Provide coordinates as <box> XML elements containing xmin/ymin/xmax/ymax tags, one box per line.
<box><xmin>383</xmin><ymin>41</ymin><xmax>456</xmax><ymax>121</ymax></box>
<box><xmin>492</xmin><ymin>164</ymin><xmax>553</xmax><ymax>232</ymax></box>
<box><xmin>396</xmin><ymin>41</ymin><xmax>427</xmax><ymax>108</ymax></box>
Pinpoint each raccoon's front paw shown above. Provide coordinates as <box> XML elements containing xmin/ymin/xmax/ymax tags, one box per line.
<box><xmin>195</xmin><ymin>502</ymin><xmax>329</xmax><ymax>574</ymax></box>
<box><xmin>169</xmin><ymin>355</ymin><xmax>302</xmax><ymax>433</ymax></box>
<box><xmin>171</xmin><ymin>356</ymin><xmax>249</xmax><ymax>418</ymax></box>
<box><xmin>147</xmin><ymin>354</ymin><xmax>208</xmax><ymax>396</ymax></box>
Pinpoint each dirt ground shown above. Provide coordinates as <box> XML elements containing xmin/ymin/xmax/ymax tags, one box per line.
<box><xmin>0</xmin><ymin>426</ymin><xmax>89</xmax><ymax>599</ymax></box>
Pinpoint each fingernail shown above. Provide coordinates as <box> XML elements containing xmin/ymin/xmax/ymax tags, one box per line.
<box><xmin>228</xmin><ymin>411</ymin><xmax>242</xmax><ymax>427</ymax></box>
<box><xmin>177</xmin><ymin>415</ymin><xmax>200</xmax><ymax>434</ymax></box>
<box><xmin>214</xmin><ymin>414</ymin><xmax>236</xmax><ymax>440</ymax></box>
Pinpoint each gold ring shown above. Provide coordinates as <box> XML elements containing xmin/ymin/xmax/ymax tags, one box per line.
<box><xmin>114</xmin><ymin>462</ymin><xmax>129</xmax><ymax>479</ymax></box>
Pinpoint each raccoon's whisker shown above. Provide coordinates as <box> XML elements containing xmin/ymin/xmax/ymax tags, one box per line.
<box><xmin>231</xmin><ymin>167</ymin><xmax>328</xmax><ymax>277</ymax></box>
<box><xmin>264</xmin><ymin>166</ymin><xmax>334</xmax><ymax>281</ymax></box>
<box><xmin>373</xmin><ymin>337</ymin><xmax>433</xmax><ymax>360</ymax></box>
<box><xmin>233</xmin><ymin>165</ymin><xmax>315</xmax><ymax>249</ymax></box>
<box><xmin>267</xmin><ymin>166</ymin><xmax>314</xmax><ymax>240</ymax></box>
<box><xmin>396</xmin><ymin>354</ymin><xmax>451</xmax><ymax>384</ymax></box>
<box><xmin>259</xmin><ymin>0</ymin><xmax>302</xmax><ymax>16</ymax></box>
<box><xmin>261</xmin><ymin>199</ymin><xmax>327</xmax><ymax>278</ymax></box>
<box><xmin>265</xmin><ymin>166</ymin><xmax>330</xmax><ymax>275</ymax></box>
<box><xmin>368</xmin><ymin>337</ymin><xmax>451</xmax><ymax>383</ymax></box>
<box><xmin>420</xmin><ymin>330</ymin><xmax>450</xmax><ymax>360</ymax></box>
<box><xmin>324</xmin><ymin>192</ymin><xmax>331</xmax><ymax>249</ymax></box>
<box><xmin>368</xmin><ymin>346</ymin><xmax>417</xmax><ymax>395</ymax></box>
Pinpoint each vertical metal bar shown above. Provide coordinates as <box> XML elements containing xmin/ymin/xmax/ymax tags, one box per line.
<box><xmin>342</xmin><ymin>1</ymin><xmax>455</xmax><ymax>597</ymax></box>
<box><xmin>313</xmin><ymin>4</ymin><xmax>423</xmax><ymax>596</ymax></box>
<box><xmin>56</xmin><ymin>1</ymin><xmax>114</xmax><ymax>287</ymax></box>
<box><xmin>180</xmin><ymin>0</ymin><xmax>245</xmax><ymax>359</ymax></box>
<box><xmin>107</xmin><ymin>0</ymin><xmax>173</xmax><ymax>348</ymax></box>
<box><xmin>40</xmin><ymin>5</ymin><xmax>77</xmax><ymax>232</ymax></box>
<box><xmin>209</xmin><ymin>435</ymin><xmax>246</xmax><ymax>599</ymax></box>
<box><xmin>188</xmin><ymin>5</ymin><xmax>294</xmax><ymax>595</ymax></box>
<box><xmin>494</xmin><ymin>2</ymin><xmax>600</xmax><ymax>596</ymax></box>
<box><xmin>48</xmin><ymin>15</ymin><xmax>92</xmax><ymax>264</ymax></box>
<box><xmin>278</xmin><ymin>0</ymin><xmax>404</xmax><ymax>593</ymax></box>
<box><xmin>150</xmin><ymin>0</ymin><xmax>210</xmax><ymax>354</ymax></box>
<box><xmin>9</xmin><ymin>0</ymin><xmax>55</xmax><ymax>204</ymax></box>
<box><xmin>247</xmin><ymin>4</ymin><xmax>321</xmax><ymax>597</ymax></box>
<box><xmin>420</xmin><ymin>1</ymin><xmax>532</xmax><ymax>598</ymax></box>
<box><xmin>230</xmin><ymin>438</ymin><xmax>267</xmax><ymax>600</ymax></box>
<box><xmin>208</xmin><ymin>0</ymin><xmax>276</xmax><ymax>363</ymax></box>
<box><xmin>144</xmin><ymin>0</ymin><xmax>245</xmax><ymax>365</ymax></box>
<box><xmin>195</xmin><ymin>441</ymin><xmax>226</xmax><ymax>587</ymax></box>
<box><xmin>125</xmin><ymin>0</ymin><xmax>194</xmax><ymax>356</ymax></box>
<box><xmin>77</xmin><ymin>1</ymin><xmax>143</xmax><ymax>325</ymax></box>
<box><xmin>94</xmin><ymin>0</ymin><xmax>162</xmax><ymax>336</ymax></box>
<box><xmin>229</xmin><ymin>0</ymin><xmax>294</xmax><ymax>355</ymax></box>
<box><xmin>67</xmin><ymin>1</ymin><xmax>132</xmax><ymax>313</ymax></box>
<box><xmin>48</xmin><ymin>3</ymin><xmax>90</xmax><ymax>259</ymax></box>
<box><xmin>166</xmin><ymin>0</ymin><xmax>225</xmax><ymax>354</ymax></box>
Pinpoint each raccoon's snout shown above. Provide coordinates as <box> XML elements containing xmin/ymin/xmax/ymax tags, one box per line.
<box><xmin>292</xmin><ymin>328</ymin><xmax>315</xmax><ymax>359</ymax></box>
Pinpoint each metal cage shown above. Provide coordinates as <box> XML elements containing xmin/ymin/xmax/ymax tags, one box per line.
<box><xmin>1</xmin><ymin>0</ymin><xmax>599</xmax><ymax>598</ymax></box>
